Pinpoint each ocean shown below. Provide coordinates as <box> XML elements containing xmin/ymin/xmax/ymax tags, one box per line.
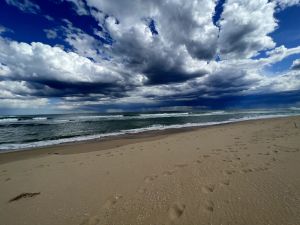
<box><xmin>0</xmin><ymin>109</ymin><xmax>299</xmax><ymax>152</ymax></box>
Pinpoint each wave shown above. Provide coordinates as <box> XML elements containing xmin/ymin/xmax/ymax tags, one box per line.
<box><xmin>0</xmin><ymin>113</ymin><xmax>293</xmax><ymax>152</ymax></box>
<box><xmin>0</xmin><ymin>118</ymin><xmax>19</xmax><ymax>123</ymax></box>
<box><xmin>193</xmin><ymin>111</ymin><xmax>228</xmax><ymax>116</ymax></box>
<box><xmin>0</xmin><ymin>116</ymin><xmax>48</xmax><ymax>123</ymax></box>
<box><xmin>1</xmin><ymin>112</ymin><xmax>227</xmax><ymax>124</ymax></box>
<box><xmin>32</xmin><ymin>117</ymin><xmax>48</xmax><ymax>120</ymax></box>
<box><xmin>71</xmin><ymin>115</ymin><xmax>124</xmax><ymax>121</ymax></box>
<box><xmin>137</xmin><ymin>112</ymin><xmax>189</xmax><ymax>118</ymax></box>
<box><xmin>68</xmin><ymin>111</ymin><xmax>232</xmax><ymax>121</ymax></box>
<box><xmin>290</xmin><ymin>107</ymin><xmax>300</xmax><ymax>111</ymax></box>
<box><xmin>1</xmin><ymin>110</ymin><xmax>287</xmax><ymax>126</ymax></box>
<box><xmin>125</xmin><ymin>111</ymin><xmax>230</xmax><ymax>119</ymax></box>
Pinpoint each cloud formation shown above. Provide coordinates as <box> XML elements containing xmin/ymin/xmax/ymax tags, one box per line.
<box><xmin>1</xmin><ymin>0</ymin><xmax>300</xmax><ymax>112</ymax></box>
<box><xmin>218</xmin><ymin>0</ymin><xmax>277</xmax><ymax>59</ymax></box>
<box><xmin>0</xmin><ymin>37</ymin><xmax>146</xmax><ymax>98</ymax></box>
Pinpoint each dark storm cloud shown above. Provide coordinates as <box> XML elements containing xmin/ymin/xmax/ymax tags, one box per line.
<box><xmin>143</xmin><ymin>66</ymin><xmax>202</xmax><ymax>85</ymax></box>
<box><xmin>73</xmin><ymin>89</ymin><xmax>300</xmax><ymax>112</ymax></box>
<box><xmin>25</xmin><ymin>80</ymin><xmax>129</xmax><ymax>98</ymax></box>
<box><xmin>152</xmin><ymin>90</ymin><xmax>300</xmax><ymax>110</ymax></box>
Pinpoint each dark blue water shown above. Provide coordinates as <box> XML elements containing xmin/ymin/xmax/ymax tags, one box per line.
<box><xmin>0</xmin><ymin>109</ymin><xmax>299</xmax><ymax>152</ymax></box>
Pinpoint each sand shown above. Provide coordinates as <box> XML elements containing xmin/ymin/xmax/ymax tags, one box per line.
<box><xmin>0</xmin><ymin>116</ymin><xmax>300</xmax><ymax>225</ymax></box>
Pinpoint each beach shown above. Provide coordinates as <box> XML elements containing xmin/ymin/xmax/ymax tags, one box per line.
<box><xmin>0</xmin><ymin>116</ymin><xmax>300</xmax><ymax>225</ymax></box>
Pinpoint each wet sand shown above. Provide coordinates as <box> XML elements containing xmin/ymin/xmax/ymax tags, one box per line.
<box><xmin>0</xmin><ymin>116</ymin><xmax>300</xmax><ymax>225</ymax></box>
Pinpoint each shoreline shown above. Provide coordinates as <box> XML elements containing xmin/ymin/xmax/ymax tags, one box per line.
<box><xmin>0</xmin><ymin>115</ymin><xmax>298</xmax><ymax>164</ymax></box>
<box><xmin>0</xmin><ymin>113</ymin><xmax>296</xmax><ymax>154</ymax></box>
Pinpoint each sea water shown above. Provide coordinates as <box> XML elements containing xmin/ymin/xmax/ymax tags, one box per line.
<box><xmin>0</xmin><ymin>108</ymin><xmax>299</xmax><ymax>152</ymax></box>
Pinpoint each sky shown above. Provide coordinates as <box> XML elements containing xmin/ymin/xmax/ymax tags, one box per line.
<box><xmin>0</xmin><ymin>0</ymin><xmax>300</xmax><ymax>114</ymax></box>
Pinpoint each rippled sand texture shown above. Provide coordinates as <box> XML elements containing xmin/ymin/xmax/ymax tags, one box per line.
<box><xmin>0</xmin><ymin>116</ymin><xmax>300</xmax><ymax>225</ymax></box>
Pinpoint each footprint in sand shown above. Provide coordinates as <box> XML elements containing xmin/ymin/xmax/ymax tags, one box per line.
<box><xmin>195</xmin><ymin>160</ymin><xmax>202</xmax><ymax>164</ymax></box>
<box><xmin>138</xmin><ymin>187</ymin><xmax>146</xmax><ymax>194</ymax></box>
<box><xmin>168</xmin><ymin>203</ymin><xmax>186</xmax><ymax>221</ymax></box>
<box><xmin>35</xmin><ymin>164</ymin><xmax>45</xmax><ymax>168</ymax></box>
<box><xmin>144</xmin><ymin>175</ymin><xmax>158</xmax><ymax>183</ymax></box>
<box><xmin>254</xmin><ymin>167</ymin><xmax>269</xmax><ymax>172</ymax></box>
<box><xmin>103</xmin><ymin>194</ymin><xmax>122</xmax><ymax>209</ymax></box>
<box><xmin>223</xmin><ymin>170</ymin><xmax>235</xmax><ymax>175</ymax></box>
<box><xmin>203</xmin><ymin>200</ymin><xmax>214</xmax><ymax>212</ymax></box>
<box><xmin>162</xmin><ymin>170</ymin><xmax>176</xmax><ymax>176</ymax></box>
<box><xmin>174</xmin><ymin>163</ymin><xmax>188</xmax><ymax>168</ymax></box>
<box><xmin>220</xmin><ymin>180</ymin><xmax>230</xmax><ymax>186</ymax></box>
<box><xmin>223</xmin><ymin>159</ymin><xmax>233</xmax><ymax>163</ymax></box>
<box><xmin>80</xmin><ymin>216</ymin><xmax>100</xmax><ymax>225</ymax></box>
<box><xmin>241</xmin><ymin>168</ymin><xmax>253</xmax><ymax>173</ymax></box>
<box><xmin>201</xmin><ymin>184</ymin><xmax>215</xmax><ymax>193</ymax></box>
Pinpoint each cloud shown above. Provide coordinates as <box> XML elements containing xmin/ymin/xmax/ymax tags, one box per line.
<box><xmin>63</xmin><ymin>0</ymin><xmax>89</xmax><ymax>15</ymax></box>
<box><xmin>0</xmin><ymin>63</ymin><xmax>11</xmax><ymax>76</ymax></box>
<box><xmin>218</xmin><ymin>0</ymin><xmax>277</xmax><ymax>59</ymax></box>
<box><xmin>85</xmin><ymin>0</ymin><xmax>218</xmax><ymax>84</ymax></box>
<box><xmin>0</xmin><ymin>98</ymin><xmax>48</xmax><ymax>109</ymax></box>
<box><xmin>0</xmin><ymin>26</ymin><xmax>7</xmax><ymax>35</ymax></box>
<box><xmin>291</xmin><ymin>59</ymin><xmax>300</xmax><ymax>70</ymax></box>
<box><xmin>61</xmin><ymin>20</ymin><xmax>105</xmax><ymax>60</ymax></box>
<box><xmin>0</xmin><ymin>25</ymin><xmax>13</xmax><ymax>35</ymax></box>
<box><xmin>43</xmin><ymin>20</ymin><xmax>109</xmax><ymax>62</ymax></box>
<box><xmin>0</xmin><ymin>37</ymin><xmax>146</xmax><ymax>101</ymax></box>
<box><xmin>273</xmin><ymin>0</ymin><xmax>300</xmax><ymax>9</ymax></box>
<box><xmin>1</xmin><ymin>0</ymin><xmax>300</xmax><ymax>112</ymax></box>
<box><xmin>4</xmin><ymin>0</ymin><xmax>40</xmax><ymax>14</ymax></box>
<box><xmin>43</xmin><ymin>29</ymin><xmax>58</xmax><ymax>39</ymax></box>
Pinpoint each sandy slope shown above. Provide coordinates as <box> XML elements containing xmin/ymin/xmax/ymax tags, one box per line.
<box><xmin>0</xmin><ymin>116</ymin><xmax>300</xmax><ymax>225</ymax></box>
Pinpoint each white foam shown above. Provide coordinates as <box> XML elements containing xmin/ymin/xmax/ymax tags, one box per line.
<box><xmin>72</xmin><ymin>115</ymin><xmax>124</xmax><ymax>121</ymax></box>
<box><xmin>137</xmin><ymin>112</ymin><xmax>189</xmax><ymax>119</ymax></box>
<box><xmin>0</xmin><ymin>118</ymin><xmax>19</xmax><ymax>123</ymax></box>
<box><xmin>32</xmin><ymin>117</ymin><xmax>48</xmax><ymax>120</ymax></box>
<box><xmin>193</xmin><ymin>111</ymin><xmax>229</xmax><ymax>116</ymax></box>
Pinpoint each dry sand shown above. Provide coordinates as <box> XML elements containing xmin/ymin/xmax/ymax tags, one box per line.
<box><xmin>0</xmin><ymin>116</ymin><xmax>300</xmax><ymax>225</ymax></box>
